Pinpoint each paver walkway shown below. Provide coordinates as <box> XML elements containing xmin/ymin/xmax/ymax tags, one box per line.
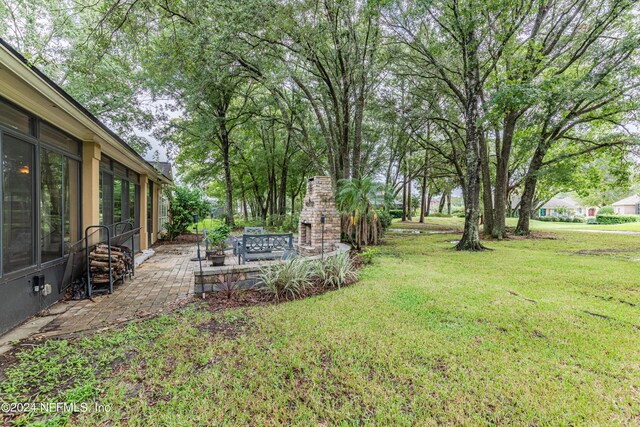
<box><xmin>39</xmin><ymin>243</ymin><xmax>197</xmax><ymax>337</ymax></box>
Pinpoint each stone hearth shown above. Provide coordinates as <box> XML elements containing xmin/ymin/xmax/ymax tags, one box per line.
<box><xmin>295</xmin><ymin>176</ymin><xmax>340</xmax><ymax>256</ymax></box>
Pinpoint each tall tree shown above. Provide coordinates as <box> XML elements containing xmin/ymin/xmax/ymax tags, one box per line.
<box><xmin>387</xmin><ymin>0</ymin><xmax>534</xmax><ymax>250</ymax></box>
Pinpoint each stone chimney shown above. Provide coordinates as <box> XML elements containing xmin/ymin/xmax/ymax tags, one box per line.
<box><xmin>296</xmin><ymin>176</ymin><xmax>340</xmax><ymax>256</ymax></box>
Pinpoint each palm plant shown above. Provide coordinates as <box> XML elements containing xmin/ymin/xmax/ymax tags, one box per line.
<box><xmin>336</xmin><ymin>177</ymin><xmax>386</xmax><ymax>249</ymax></box>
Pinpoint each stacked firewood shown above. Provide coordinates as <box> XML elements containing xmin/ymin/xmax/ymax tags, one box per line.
<box><xmin>89</xmin><ymin>244</ymin><xmax>133</xmax><ymax>284</ymax></box>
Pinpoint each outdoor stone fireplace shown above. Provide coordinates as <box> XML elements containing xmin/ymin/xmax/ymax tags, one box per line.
<box><xmin>295</xmin><ymin>176</ymin><xmax>341</xmax><ymax>256</ymax></box>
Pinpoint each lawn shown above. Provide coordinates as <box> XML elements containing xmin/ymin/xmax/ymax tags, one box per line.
<box><xmin>393</xmin><ymin>216</ymin><xmax>640</xmax><ymax>233</ymax></box>
<box><xmin>2</xmin><ymin>228</ymin><xmax>640</xmax><ymax>425</ymax></box>
<box><xmin>187</xmin><ymin>217</ymin><xmax>222</xmax><ymax>233</ymax></box>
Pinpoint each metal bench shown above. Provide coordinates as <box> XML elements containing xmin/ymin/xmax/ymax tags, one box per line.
<box><xmin>232</xmin><ymin>227</ymin><xmax>265</xmax><ymax>255</ymax></box>
<box><xmin>237</xmin><ymin>233</ymin><xmax>295</xmax><ymax>264</ymax></box>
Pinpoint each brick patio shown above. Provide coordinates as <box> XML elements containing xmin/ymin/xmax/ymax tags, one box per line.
<box><xmin>39</xmin><ymin>243</ymin><xmax>197</xmax><ymax>337</ymax></box>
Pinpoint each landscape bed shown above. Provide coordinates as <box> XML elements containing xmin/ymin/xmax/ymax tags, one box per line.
<box><xmin>1</xmin><ymin>227</ymin><xmax>639</xmax><ymax>425</ymax></box>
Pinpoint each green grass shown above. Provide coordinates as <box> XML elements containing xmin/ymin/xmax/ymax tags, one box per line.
<box><xmin>187</xmin><ymin>218</ymin><xmax>298</xmax><ymax>234</ymax></box>
<box><xmin>391</xmin><ymin>216</ymin><xmax>465</xmax><ymax>231</ymax></box>
<box><xmin>187</xmin><ymin>218</ymin><xmax>223</xmax><ymax>233</ymax></box>
<box><xmin>2</xmin><ymin>230</ymin><xmax>640</xmax><ymax>425</ymax></box>
<box><xmin>392</xmin><ymin>216</ymin><xmax>640</xmax><ymax>233</ymax></box>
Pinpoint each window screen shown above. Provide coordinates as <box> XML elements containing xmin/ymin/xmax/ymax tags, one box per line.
<box><xmin>3</xmin><ymin>136</ymin><xmax>35</xmax><ymax>273</ymax></box>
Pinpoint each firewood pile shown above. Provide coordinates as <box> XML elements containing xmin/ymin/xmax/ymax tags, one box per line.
<box><xmin>88</xmin><ymin>244</ymin><xmax>133</xmax><ymax>285</ymax></box>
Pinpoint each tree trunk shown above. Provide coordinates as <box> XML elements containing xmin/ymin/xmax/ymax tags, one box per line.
<box><xmin>447</xmin><ymin>192</ymin><xmax>451</xmax><ymax>215</ymax></box>
<box><xmin>515</xmin><ymin>142</ymin><xmax>548</xmax><ymax>235</ymax></box>
<box><xmin>340</xmin><ymin>88</ymin><xmax>351</xmax><ymax>180</ymax></box>
<box><xmin>492</xmin><ymin>114</ymin><xmax>517</xmax><ymax>239</ymax></box>
<box><xmin>240</xmin><ymin>183</ymin><xmax>249</xmax><ymax>222</ymax></box>
<box><xmin>426</xmin><ymin>193</ymin><xmax>432</xmax><ymax>217</ymax></box>
<box><xmin>278</xmin><ymin>164</ymin><xmax>288</xmax><ymax>216</ymax></box>
<box><xmin>456</xmin><ymin>29</ymin><xmax>486</xmax><ymax>251</ymax></box>
<box><xmin>407</xmin><ymin>178</ymin><xmax>412</xmax><ymax>221</ymax></box>
<box><xmin>479</xmin><ymin>131</ymin><xmax>493</xmax><ymax>234</ymax></box>
<box><xmin>419</xmin><ymin>153</ymin><xmax>429</xmax><ymax>223</ymax></box>
<box><xmin>401</xmin><ymin>172</ymin><xmax>407</xmax><ymax>222</ymax></box>
<box><xmin>352</xmin><ymin>82</ymin><xmax>365</xmax><ymax>180</ymax></box>
<box><xmin>438</xmin><ymin>194</ymin><xmax>446</xmax><ymax>213</ymax></box>
<box><xmin>419</xmin><ymin>177</ymin><xmax>427</xmax><ymax>223</ymax></box>
<box><xmin>219</xmin><ymin>115</ymin><xmax>234</xmax><ymax>227</ymax></box>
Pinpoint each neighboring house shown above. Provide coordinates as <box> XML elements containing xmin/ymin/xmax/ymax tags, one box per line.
<box><xmin>612</xmin><ymin>195</ymin><xmax>640</xmax><ymax>215</ymax></box>
<box><xmin>0</xmin><ymin>39</ymin><xmax>173</xmax><ymax>335</ymax></box>
<box><xmin>537</xmin><ymin>196</ymin><xmax>598</xmax><ymax>218</ymax></box>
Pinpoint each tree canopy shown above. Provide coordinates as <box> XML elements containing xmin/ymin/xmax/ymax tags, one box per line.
<box><xmin>2</xmin><ymin>0</ymin><xmax>639</xmax><ymax>248</ymax></box>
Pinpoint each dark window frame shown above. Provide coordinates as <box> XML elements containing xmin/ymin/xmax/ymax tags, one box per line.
<box><xmin>0</xmin><ymin>129</ymin><xmax>38</xmax><ymax>278</ymax></box>
<box><xmin>99</xmin><ymin>156</ymin><xmax>141</xmax><ymax>237</ymax></box>
<box><xmin>39</xmin><ymin>121</ymin><xmax>82</xmax><ymax>158</ymax></box>
<box><xmin>0</xmin><ymin>96</ymin><xmax>83</xmax><ymax>281</ymax></box>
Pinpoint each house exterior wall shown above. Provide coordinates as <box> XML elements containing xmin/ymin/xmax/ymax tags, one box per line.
<box><xmin>139</xmin><ymin>175</ymin><xmax>149</xmax><ymax>250</ymax></box>
<box><xmin>152</xmin><ymin>181</ymin><xmax>160</xmax><ymax>243</ymax></box>
<box><xmin>614</xmin><ymin>205</ymin><xmax>637</xmax><ymax>215</ymax></box>
<box><xmin>538</xmin><ymin>205</ymin><xmax>597</xmax><ymax>218</ymax></box>
<box><xmin>539</xmin><ymin>207</ymin><xmax>576</xmax><ymax>217</ymax></box>
<box><xmin>0</xmin><ymin>113</ymin><xmax>169</xmax><ymax>335</ymax></box>
<box><xmin>0</xmin><ymin>42</ymin><xmax>172</xmax><ymax>336</ymax></box>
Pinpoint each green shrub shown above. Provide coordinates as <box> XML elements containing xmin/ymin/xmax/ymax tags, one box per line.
<box><xmin>389</xmin><ymin>209</ymin><xmax>403</xmax><ymax>219</ymax></box>
<box><xmin>235</xmin><ymin>213</ymin><xmax>299</xmax><ymax>233</ymax></box>
<box><xmin>313</xmin><ymin>252</ymin><xmax>358</xmax><ymax>288</ymax></box>
<box><xmin>388</xmin><ymin>209</ymin><xmax>419</xmax><ymax>219</ymax></box>
<box><xmin>431</xmin><ymin>212</ymin><xmax>452</xmax><ymax>218</ymax></box>
<box><xmin>537</xmin><ymin>216</ymin><xmax>586</xmax><ymax>223</ymax></box>
<box><xmin>258</xmin><ymin>258</ymin><xmax>313</xmax><ymax>301</ymax></box>
<box><xmin>598</xmin><ymin>206</ymin><xmax>614</xmax><ymax>215</ymax></box>
<box><xmin>165</xmin><ymin>186</ymin><xmax>211</xmax><ymax>240</ymax></box>
<box><xmin>596</xmin><ymin>214</ymin><xmax>640</xmax><ymax>224</ymax></box>
<box><xmin>377</xmin><ymin>209</ymin><xmax>392</xmax><ymax>230</ymax></box>
<box><xmin>359</xmin><ymin>247</ymin><xmax>379</xmax><ymax>265</ymax></box>
<box><xmin>235</xmin><ymin>218</ymin><xmax>263</xmax><ymax>229</ymax></box>
<box><xmin>204</xmin><ymin>223</ymin><xmax>231</xmax><ymax>254</ymax></box>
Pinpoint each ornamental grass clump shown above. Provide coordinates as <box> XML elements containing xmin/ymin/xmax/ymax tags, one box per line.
<box><xmin>258</xmin><ymin>258</ymin><xmax>313</xmax><ymax>301</ymax></box>
<box><xmin>312</xmin><ymin>252</ymin><xmax>358</xmax><ymax>289</ymax></box>
<box><xmin>259</xmin><ymin>252</ymin><xmax>359</xmax><ymax>301</ymax></box>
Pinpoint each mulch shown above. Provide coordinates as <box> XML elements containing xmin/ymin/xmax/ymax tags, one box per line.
<box><xmin>205</xmin><ymin>290</ymin><xmax>274</xmax><ymax>311</ymax></box>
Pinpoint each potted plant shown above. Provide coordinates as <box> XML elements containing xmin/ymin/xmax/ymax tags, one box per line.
<box><xmin>205</xmin><ymin>224</ymin><xmax>231</xmax><ymax>266</ymax></box>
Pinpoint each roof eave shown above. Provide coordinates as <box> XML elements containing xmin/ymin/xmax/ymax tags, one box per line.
<box><xmin>0</xmin><ymin>38</ymin><xmax>172</xmax><ymax>184</ymax></box>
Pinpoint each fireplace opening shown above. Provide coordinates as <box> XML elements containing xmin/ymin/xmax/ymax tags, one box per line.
<box><xmin>301</xmin><ymin>223</ymin><xmax>312</xmax><ymax>246</ymax></box>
